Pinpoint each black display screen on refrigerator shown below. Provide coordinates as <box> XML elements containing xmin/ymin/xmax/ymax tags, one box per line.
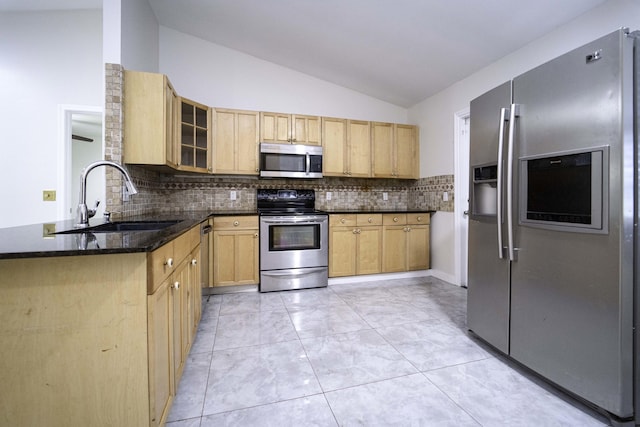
<box><xmin>521</xmin><ymin>148</ymin><xmax>606</xmax><ymax>232</ymax></box>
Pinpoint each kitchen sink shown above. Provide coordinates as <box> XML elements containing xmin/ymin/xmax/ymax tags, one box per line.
<box><xmin>55</xmin><ymin>220</ymin><xmax>182</xmax><ymax>234</ymax></box>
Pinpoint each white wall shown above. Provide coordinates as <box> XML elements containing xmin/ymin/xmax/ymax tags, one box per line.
<box><xmin>0</xmin><ymin>10</ymin><xmax>103</xmax><ymax>228</ymax></box>
<box><xmin>409</xmin><ymin>0</ymin><xmax>640</xmax><ymax>279</ymax></box>
<box><xmin>158</xmin><ymin>27</ymin><xmax>408</xmax><ymax>123</ymax></box>
<box><xmin>120</xmin><ymin>0</ymin><xmax>159</xmax><ymax>72</ymax></box>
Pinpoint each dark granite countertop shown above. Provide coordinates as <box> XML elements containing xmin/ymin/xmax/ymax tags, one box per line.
<box><xmin>0</xmin><ymin>210</ymin><xmax>259</xmax><ymax>260</ymax></box>
<box><xmin>0</xmin><ymin>209</ymin><xmax>434</xmax><ymax>259</ymax></box>
<box><xmin>322</xmin><ymin>209</ymin><xmax>435</xmax><ymax>214</ymax></box>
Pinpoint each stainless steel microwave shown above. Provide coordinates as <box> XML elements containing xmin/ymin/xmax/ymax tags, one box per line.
<box><xmin>259</xmin><ymin>143</ymin><xmax>323</xmax><ymax>179</ymax></box>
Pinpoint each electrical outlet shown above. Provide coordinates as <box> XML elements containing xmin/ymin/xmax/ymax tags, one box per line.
<box><xmin>383</xmin><ymin>192</ymin><xmax>388</xmax><ymax>201</ymax></box>
<box><xmin>443</xmin><ymin>191</ymin><xmax>449</xmax><ymax>201</ymax></box>
<box><xmin>326</xmin><ymin>192</ymin><xmax>332</xmax><ymax>201</ymax></box>
<box><xmin>42</xmin><ymin>223</ymin><xmax>56</xmax><ymax>238</ymax></box>
<box><xmin>230</xmin><ymin>190</ymin><xmax>237</xmax><ymax>201</ymax></box>
<box><xmin>43</xmin><ymin>190</ymin><xmax>56</xmax><ymax>201</ymax></box>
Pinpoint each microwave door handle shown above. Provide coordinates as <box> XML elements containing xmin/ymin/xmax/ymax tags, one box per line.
<box><xmin>305</xmin><ymin>152</ymin><xmax>310</xmax><ymax>175</ymax></box>
<box><xmin>506</xmin><ymin>104</ymin><xmax>519</xmax><ymax>262</ymax></box>
<box><xmin>496</xmin><ymin>107</ymin><xmax>509</xmax><ymax>260</ymax></box>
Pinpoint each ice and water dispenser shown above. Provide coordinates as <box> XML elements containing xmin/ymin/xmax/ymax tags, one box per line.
<box><xmin>471</xmin><ymin>165</ymin><xmax>498</xmax><ymax>216</ymax></box>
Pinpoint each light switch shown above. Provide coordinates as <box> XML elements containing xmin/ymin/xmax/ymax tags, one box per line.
<box><xmin>230</xmin><ymin>191</ymin><xmax>237</xmax><ymax>200</ymax></box>
<box><xmin>326</xmin><ymin>192</ymin><xmax>332</xmax><ymax>201</ymax></box>
<box><xmin>443</xmin><ymin>191</ymin><xmax>449</xmax><ymax>201</ymax></box>
<box><xmin>383</xmin><ymin>192</ymin><xmax>388</xmax><ymax>201</ymax></box>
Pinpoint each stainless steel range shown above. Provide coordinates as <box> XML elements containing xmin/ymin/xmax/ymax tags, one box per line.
<box><xmin>257</xmin><ymin>189</ymin><xmax>328</xmax><ymax>292</ymax></box>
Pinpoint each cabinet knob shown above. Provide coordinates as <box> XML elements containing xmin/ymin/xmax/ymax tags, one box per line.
<box><xmin>233</xmin><ymin>221</ymin><xmax>239</xmax><ymax>226</ymax></box>
<box><xmin>165</xmin><ymin>258</ymin><xmax>174</xmax><ymax>268</ymax></box>
<box><xmin>407</xmin><ymin>227</ymin><xmax>411</xmax><ymax>232</ymax></box>
<box><xmin>340</xmin><ymin>218</ymin><xmax>346</xmax><ymax>224</ymax></box>
<box><xmin>172</xmin><ymin>281</ymin><xmax>180</xmax><ymax>289</ymax></box>
<box><xmin>417</xmin><ymin>216</ymin><xmax>422</xmax><ymax>222</ymax></box>
<box><xmin>393</xmin><ymin>217</ymin><xmax>399</xmax><ymax>222</ymax></box>
<box><xmin>191</xmin><ymin>258</ymin><xmax>197</xmax><ymax>266</ymax></box>
<box><xmin>353</xmin><ymin>229</ymin><xmax>358</xmax><ymax>234</ymax></box>
<box><xmin>368</xmin><ymin>217</ymin><xmax>373</xmax><ymax>223</ymax></box>
<box><xmin>254</xmin><ymin>233</ymin><xmax>259</xmax><ymax>238</ymax></box>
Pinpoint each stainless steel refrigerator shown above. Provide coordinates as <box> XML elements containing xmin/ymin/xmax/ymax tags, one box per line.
<box><xmin>467</xmin><ymin>28</ymin><xmax>637</xmax><ymax>426</ymax></box>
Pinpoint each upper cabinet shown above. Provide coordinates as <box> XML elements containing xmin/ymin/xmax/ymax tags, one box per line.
<box><xmin>124</xmin><ymin>70</ymin><xmax>179</xmax><ymax>168</ymax></box>
<box><xmin>123</xmin><ymin>70</ymin><xmax>418</xmax><ymax>178</ymax></box>
<box><xmin>323</xmin><ymin>118</ymin><xmax>371</xmax><ymax>177</ymax></box>
<box><xmin>213</xmin><ymin>108</ymin><xmax>260</xmax><ymax>175</ymax></box>
<box><xmin>372</xmin><ymin>122</ymin><xmax>419</xmax><ymax>179</ymax></box>
<box><xmin>123</xmin><ymin>71</ymin><xmax>212</xmax><ymax>174</ymax></box>
<box><xmin>178</xmin><ymin>98</ymin><xmax>212</xmax><ymax>173</ymax></box>
<box><xmin>260</xmin><ymin>112</ymin><xmax>321</xmax><ymax>145</ymax></box>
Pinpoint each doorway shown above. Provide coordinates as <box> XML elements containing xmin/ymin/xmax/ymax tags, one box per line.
<box><xmin>58</xmin><ymin>105</ymin><xmax>103</xmax><ymax>221</ymax></box>
<box><xmin>454</xmin><ymin>108</ymin><xmax>470</xmax><ymax>287</ymax></box>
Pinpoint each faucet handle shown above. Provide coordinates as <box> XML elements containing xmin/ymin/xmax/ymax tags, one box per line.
<box><xmin>87</xmin><ymin>200</ymin><xmax>100</xmax><ymax>219</ymax></box>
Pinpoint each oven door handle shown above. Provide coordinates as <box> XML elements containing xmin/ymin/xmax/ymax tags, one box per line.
<box><xmin>305</xmin><ymin>152</ymin><xmax>310</xmax><ymax>175</ymax></box>
<box><xmin>261</xmin><ymin>217</ymin><xmax>327</xmax><ymax>224</ymax></box>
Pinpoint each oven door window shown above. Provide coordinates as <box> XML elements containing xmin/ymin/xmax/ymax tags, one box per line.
<box><xmin>269</xmin><ymin>223</ymin><xmax>320</xmax><ymax>251</ymax></box>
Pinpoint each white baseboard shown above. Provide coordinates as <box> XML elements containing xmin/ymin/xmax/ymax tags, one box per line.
<box><xmin>328</xmin><ymin>269</ymin><xmax>459</xmax><ymax>287</ymax></box>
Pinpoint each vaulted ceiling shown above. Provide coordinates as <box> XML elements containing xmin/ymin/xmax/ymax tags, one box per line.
<box><xmin>3</xmin><ymin>0</ymin><xmax>609</xmax><ymax>107</ymax></box>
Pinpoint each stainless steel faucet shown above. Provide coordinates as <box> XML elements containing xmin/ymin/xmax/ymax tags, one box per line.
<box><xmin>76</xmin><ymin>160</ymin><xmax>138</xmax><ymax>228</ymax></box>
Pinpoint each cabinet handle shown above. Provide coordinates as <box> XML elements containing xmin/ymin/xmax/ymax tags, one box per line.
<box><xmin>165</xmin><ymin>258</ymin><xmax>174</xmax><ymax>268</ymax></box>
<box><xmin>393</xmin><ymin>217</ymin><xmax>399</xmax><ymax>222</ymax></box>
<box><xmin>191</xmin><ymin>258</ymin><xmax>197</xmax><ymax>266</ymax></box>
<box><xmin>233</xmin><ymin>221</ymin><xmax>239</xmax><ymax>226</ymax></box>
<box><xmin>172</xmin><ymin>281</ymin><xmax>180</xmax><ymax>289</ymax></box>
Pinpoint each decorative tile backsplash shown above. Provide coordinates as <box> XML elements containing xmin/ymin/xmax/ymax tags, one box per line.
<box><xmin>105</xmin><ymin>63</ymin><xmax>454</xmax><ymax>218</ymax></box>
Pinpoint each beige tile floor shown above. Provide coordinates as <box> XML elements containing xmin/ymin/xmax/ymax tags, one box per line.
<box><xmin>166</xmin><ymin>277</ymin><xmax>609</xmax><ymax>426</ymax></box>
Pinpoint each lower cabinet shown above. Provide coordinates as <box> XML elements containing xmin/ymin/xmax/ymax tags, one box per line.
<box><xmin>147</xmin><ymin>225</ymin><xmax>201</xmax><ymax>427</ymax></box>
<box><xmin>212</xmin><ymin>216</ymin><xmax>259</xmax><ymax>286</ymax></box>
<box><xmin>329</xmin><ymin>214</ymin><xmax>382</xmax><ymax>277</ymax></box>
<box><xmin>382</xmin><ymin>213</ymin><xmax>430</xmax><ymax>273</ymax></box>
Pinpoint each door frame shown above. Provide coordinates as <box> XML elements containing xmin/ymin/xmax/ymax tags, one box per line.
<box><xmin>57</xmin><ymin>105</ymin><xmax>103</xmax><ymax>221</ymax></box>
<box><xmin>454</xmin><ymin>107</ymin><xmax>470</xmax><ymax>287</ymax></box>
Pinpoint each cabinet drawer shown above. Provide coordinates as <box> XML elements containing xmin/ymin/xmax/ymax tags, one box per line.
<box><xmin>407</xmin><ymin>213</ymin><xmax>430</xmax><ymax>225</ymax></box>
<box><xmin>356</xmin><ymin>214</ymin><xmax>382</xmax><ymax>226</ymax></box>
<box><xmin>148</xmin><ymin>241</ymin><xmax>174</xmax><ymax>293</ymax></box>
<box><xmin>330</xmin><ymin>214</ymin><xmax>356</xmax><ymax>227</ymax></box>
<box><xmin>173</xmin><ymin>230</ymin><xmax>192</xmax><ymax>266</ymax></box>
<box><xmin>382</xmin><ymin>214</ymin><xmax>407</xmax><ymax>225</ymax></box>
<box><xmin>214</xmin><ymin>216</ymin><xmax>258</xmax><ymax>230</ymax></box>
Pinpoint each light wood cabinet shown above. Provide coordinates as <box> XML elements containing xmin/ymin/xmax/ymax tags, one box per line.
<box><xmin>329</xmin><ymin>214</ymin><xmax>382</xmax><ymax>277</ymax></box>
<box><xmin>178</xmin><ymin>98</ymin><xmax>212</xmax><ymax>173</ymax></box>
<box><xmin>260</xmin><ymin>112</ymin><xmax>321</xmax><ymax>145</ymax></box>
<box><xmin>124</xmin><ymin>70</ymin><xmax>179</xmax><ymax>169</ymax></box>
<box><xmin>382</xmin><ymin>213</ymin><xmax>430</xmax><ymax>272</ymax></box>
<box><xmin>323</xmin><ymin>118</ymin><xmax>371</xmax><ymax>177</ymax></box>
<box><xmin>213</xmin><ymin>216</ymin><xmax>259</xmax><ymax>286</ymax></box>
<box><xmin>213</xmin><ymin>108</ymin><xmax>260</xmax><ymax>175</ymax></box>
<box><xmin>147</xmin><ymin>225</ymin><xmax>201</xmax><ymax>426</ymax></box>
<box><xmin>372</xmin><ymin>122</ymin><xmax>419</xmax><ymax>179</ymax></box>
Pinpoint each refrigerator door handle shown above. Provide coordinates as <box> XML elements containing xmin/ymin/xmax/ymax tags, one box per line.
<box><xmin>506</xmin><ymin>103</ymin><xmax>519</xmax><ymax>262</ymax></box>
<box><xmin>496</xmin><ymin>107</ymin><xmax>509</xmax><ymax>259</ymax></box>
